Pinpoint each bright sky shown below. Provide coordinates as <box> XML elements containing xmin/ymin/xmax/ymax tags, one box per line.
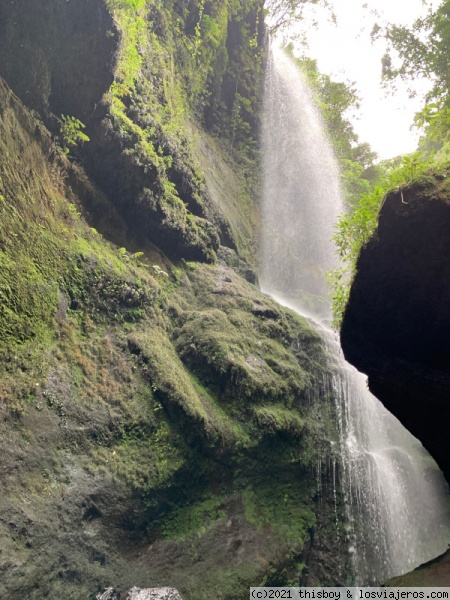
<box><xmin>290</xmin><ymin>0</ymin><xmax>435</xmax><ymax>160</ymax></box>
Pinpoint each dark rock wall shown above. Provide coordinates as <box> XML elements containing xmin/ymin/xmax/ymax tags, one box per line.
<box><xmin>341</xmin><ymin>180</ymin><xmax>450</xmax><ymax>483</ymax></box>
<box><xmin>0</xmin><ymin>0</ymin><xmax>117</xmax><ymax>122</ymax></box>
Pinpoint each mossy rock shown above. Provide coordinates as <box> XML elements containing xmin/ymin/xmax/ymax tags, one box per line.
<box><xmin>170</xmin><ymin>263</ymin><xmax>327</xmax><ymax>408</ymax></box>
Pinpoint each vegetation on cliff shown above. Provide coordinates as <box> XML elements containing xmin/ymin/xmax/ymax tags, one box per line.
<box><xmin>329</xmin><ymin>153</ymin><xmax>450</xmax><ymax>326</ymax></box>
<box><xmin>0</xmin><ymin>0</ymin><xmax>351</xmax><ymax>597</ymax></box>
<box><xmin>98</xmin><ymin>0</ymin><xmax>267</xmax><ymax>260</ymax></box>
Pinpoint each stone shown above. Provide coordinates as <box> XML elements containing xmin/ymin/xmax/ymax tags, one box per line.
<box><xmin>252</xmin><ymin>304</ymin><xmax>280</xmax><ymax>319</ymax></box>
<box><xmin>96</xmin><ymin>588</ymin><xmax>184</xmax><ymax>600</ymax></box>
<box><xmin>341</xmin><ymin>181</ymin><xmax>450</xmax><ymax>482</ymax></box>
<box><xmin>384</xmin><ymin>549</ymin><xmax>450</xmax><ymax>586</ymax></box>
<box><xmin>97</xmin><ymin>589</ymin><xmax>120</xmax><ymax>600</ymax></box>
<box><xmin>125</xmin><ymin>589</ymin><xmax>183</xmax><ymax>600</ymax></box>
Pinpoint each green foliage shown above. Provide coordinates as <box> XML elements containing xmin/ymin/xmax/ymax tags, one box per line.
<box><xmin>379</xmin><ymin>1</ymin><xmax>450</xmax><ymax>153</ymax></box>
<box><xmin>108</xmin><ymin>0</ymin><xmax>264</xmax><ymax>161</ymax></box>
<box><xmin>184</xmin><ymin>0</ymin><xmax>265</xmax><ymax>161</ymax></box>
<box><xmin>0</xmin><ymin>245</ymin><xmax>59</xmax><ymax>346</ymax></box>
<box><xmin>100</xmin><ymin>419</ymin><xmax>187</xmax><ymax>496</ymax></box>
<box><xmin>170</xmin><ymin>263</ymin><xmax>328</xmax><ymax>422</ymax></box>
<box><xmin>100</xmin><ymin>0</ymin><xmax>264</xmax><ymax>262</ymax></box>
<box><xmin>58</xmin><ymin>115</ymin><xmax>90</xmax><ymax>154</ymax></box>
<box><xmin>251</xmin><ymin>405</ymin><xmax>304</xmax><ymax>435</ymax></box>
<box><xmin>128</xmin><ymin>328</ymin><xmax>210</xmax><ymax>421</ymax></box>
<box><xmin>127</xmin><ymin>327</ymin><xmax>247</xmax><ymax>448</ymax></box>
<box><xmin>381</xmin><ymin>1</ymin><xmax>450</xmax><ymax>102</ymax></box>
<box><xmin>152</xmin><ymin>264</ymin><xmax>169</xmax><ymax>277</ymax></box>
<box><xmin>110</xmin><ymin>12</ymin><xmax>147</xmax><ymax>100</ymax></box>
<box><xmin>265</xmin><ymin>0</ymin><xmax>325</xmax><ymax>33</ymax></box>
<box><xmin>161</xmin><ymin>494</ymin><xmax>226</xmax><ymax>539</ymax></box>
<box><xmin>414</xmin><ymin>104</ymin><xmax>450</xmax><ymax>154</ymax></box>
<box><xmin>175</xmin><ymin>307</ymin><xmax>308</xmax><ymax>405</ymax></box>
<box><xmin>105</xmin><ymin>0</ymin><xmax>147</xmax><ymax>12</ymax></box>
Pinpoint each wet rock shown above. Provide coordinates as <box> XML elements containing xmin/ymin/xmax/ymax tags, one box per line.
<box><xmin>217</xmin><ymin>246</ymin><xmax>258</xmax><ymax>284</ymax></box>
<box><xmin>0</xmin><ymin>0</ymin><xmax>117</xmax><ymax>123</ymax></box>
<box><xmin>384</xmin><ymin>549</ymin><xmax>450</xmax><ymax>586</ymax></box>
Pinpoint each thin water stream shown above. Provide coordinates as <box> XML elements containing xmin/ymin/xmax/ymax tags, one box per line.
<box><xmin>260</xmin><ymin>44</ymin><xmax>450</xmax><ymax>584</ymax></box>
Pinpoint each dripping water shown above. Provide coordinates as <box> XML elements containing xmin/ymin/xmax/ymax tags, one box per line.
<box><xmin>260</xmin><ymin>44</ymin><xmax>450</xmax><ymax>584</ymax></box>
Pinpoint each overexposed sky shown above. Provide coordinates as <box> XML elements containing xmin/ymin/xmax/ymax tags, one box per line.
<box><xmin>291</xmin><ymin>0</ymin><xmax>435</xmax><ymax>160</ymax></box>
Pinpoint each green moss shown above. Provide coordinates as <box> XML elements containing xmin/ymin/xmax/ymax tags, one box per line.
<box><xmin>243</xmin><ymin>482</ymin><xmax>316</xmax><ymax>549</ymax></box>
<box><xmin>97</xmin><ymin>0</ymin><xmax>264</xmax><ymax>263</ymax></box>
<box><xmin>161</xmin><ymin>494</ymin><xmax>227</xmax><ymax>540</ymax></box>
<box><xmin>189</xmin><ymin>373</ymin><xmax>251</xmax><ymax>447</ymax></box>
<box><xmin>251</xmin><ymin>405</ymin><xmax>304</xmax><ymax>436</ymax></box>
<box><xmin>171</xmin><ymin>264</ymin><xmax>326</xmax><ymax>409</ymax></box>
<box><xmin>176</xmin><ymin>308</ymin><xmax>307</xmax><ymax>404</ymax></box>
<box><xmin>95</xmin><ymin>420</ymin><xmax>187</xmax><ymax>496</ymax></box>
<box><xmin>100</xmin><ymin>0</ymin><xmax>223</xmax><ymax>261</ymax></box>
<box><xmin>128</xmin><ymin>328</ymin><xmax>209</xmax><ymax>421</ymax></box>
<box><xmin>0</xmin><ymin>245</ymin><xmax>59</xmax><ymax>346</ymax></box>
<box><xmin>127</xmin><ymin>328</ymin><xmax>248</xmax><ymax>447</ymax></box>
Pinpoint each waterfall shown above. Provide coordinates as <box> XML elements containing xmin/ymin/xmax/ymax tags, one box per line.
<box><xmin>260</xmin><ymin>44</ymin><xmax>450</xmax><ymax>585</ymax></box>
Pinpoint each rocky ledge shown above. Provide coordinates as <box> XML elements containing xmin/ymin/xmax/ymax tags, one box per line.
<box><xmin>341</xmin><ymin>178</ymin><xmax>450</xmax><ymax>483</ymax></box>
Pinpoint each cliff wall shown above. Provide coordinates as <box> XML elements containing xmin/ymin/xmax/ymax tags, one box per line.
<box><xmin>0</xmin><ymin>0</ymin><xmax>350</xmax><ymax>597</ymax></box>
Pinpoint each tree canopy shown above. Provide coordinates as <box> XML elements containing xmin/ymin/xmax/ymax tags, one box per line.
<box><xmin>378</xmin><ymin>0</ymin><xmax>450</xmax><ymax>152</ymax></box>
<box><xmin>265</xmin><ymin>0</ymin><xmax>327</xmax><ymax>33</ymax></box>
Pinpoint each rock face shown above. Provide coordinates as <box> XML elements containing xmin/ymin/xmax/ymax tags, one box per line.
<box><xmin>341</xmin><ymin>179</ymin><xmax>450</xmax><ymax>483</ymax></box>
<box><xmin>0</xmin><ymin>0</ymin><xmax>118</xmax><ymax>120</ymax></box>
<box><xmin>384</xmin><ymin>549</ymin><xmax>450</xmax><ymax>586</ymax></box>
<box><xmin>0</xmin><ymin>0</ymin><xmax>263</xmax><ymax>264</ymax></box>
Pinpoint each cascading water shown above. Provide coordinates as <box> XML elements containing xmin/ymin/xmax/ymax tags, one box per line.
<box><xmin>260</xmin><ymin>44</ymin><xmax>450</xmax><ymax>585</ymax></box>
